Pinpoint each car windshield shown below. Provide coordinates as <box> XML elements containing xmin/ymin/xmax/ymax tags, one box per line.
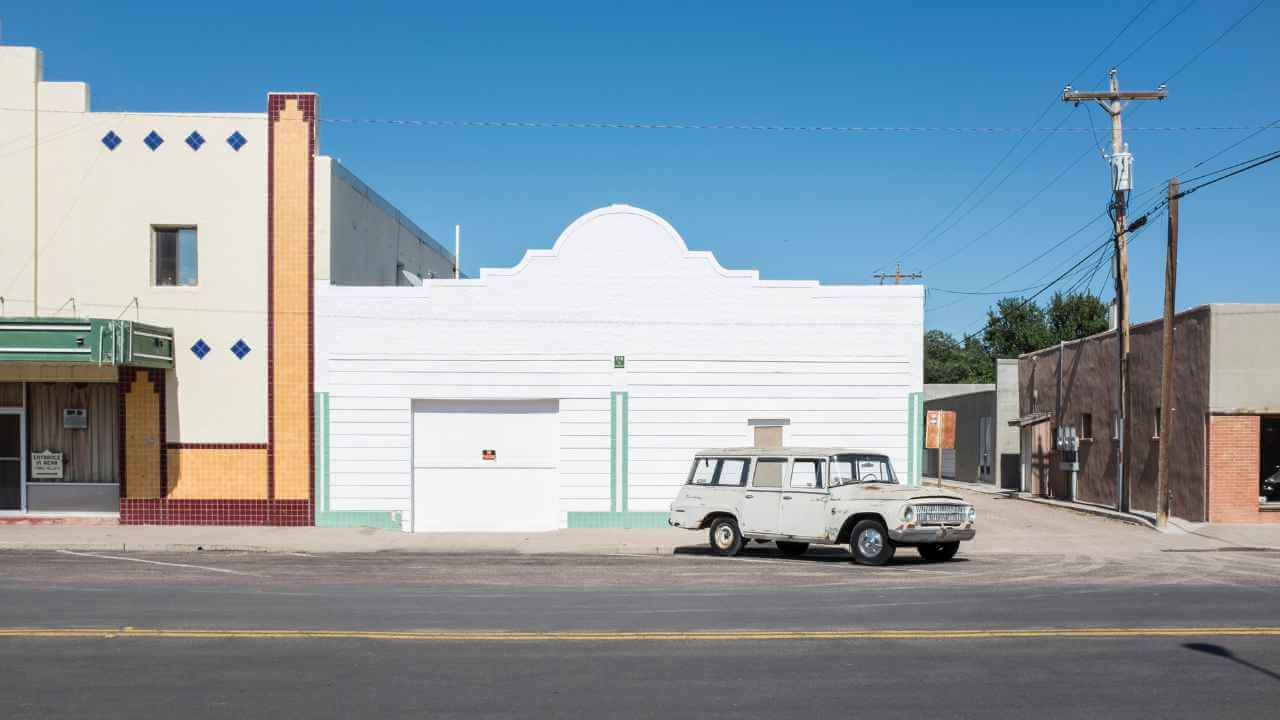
<box><xmin>830</xmin><ymin>454</ymin><xmax>898</xmax><ymax>486</ymax></box>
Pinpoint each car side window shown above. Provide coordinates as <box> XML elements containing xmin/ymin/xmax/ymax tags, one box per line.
<box><xmin>714</xmin><ymin>458</ymin><xmax>749</xmax><ymax>487</ymax></box>
<box><xmin>688</xmin><ymin>458</ymin><xmax>716</xmax><ymax>485</ymax></box>
<box><xmin>752</xmin><ymin>458</ymin><xmax>786</xmax><ymax>489</ymax></box>
<box><xmin>789</xmin><ymin>459</ymin><xmax>823</xmax><ymax>489</ymax></box>
<box><xmin>830</xmin><ymin>460</ymin><xmax>855</xmax><ymax>487</ymax></box>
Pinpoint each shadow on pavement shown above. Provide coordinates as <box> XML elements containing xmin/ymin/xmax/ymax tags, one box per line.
<box><xmin>672</xmin><ymin>544</ymin><xmax>973</xmax><ymax>567</ymax></box>
<box><xmin>1184</xmin><ymin>643</ymin><xmax>1280</xmax><ymax>682</ymax></box>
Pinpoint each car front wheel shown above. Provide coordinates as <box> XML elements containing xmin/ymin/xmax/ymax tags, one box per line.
<box><xmin>708</xmin><ymin>517</ymin><xmax>745</xmax><ymax>557</ymax></box>
<box><xmin>850</xmin><ymin>519</ymin><xmax>895</xmax><ymax>566</ymax></box>
<box><xmin>917</xmin><ymin>542</ymin><xmax>960</xmax><ymax>563</ymax></box>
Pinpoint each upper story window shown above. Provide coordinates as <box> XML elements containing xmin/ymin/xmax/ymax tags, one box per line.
<box><xmin>153</xmin><ymin>227</ymin><xmax>198</xmax><ymax>286</ymax></box>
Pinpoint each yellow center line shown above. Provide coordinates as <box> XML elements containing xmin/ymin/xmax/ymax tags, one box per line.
<box><xmin>0</xmin><ymin>627</ymin><xmax>1278</xmax><ymax>641</ymax></box>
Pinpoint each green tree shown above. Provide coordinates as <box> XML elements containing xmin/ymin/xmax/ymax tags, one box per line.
<box><xmin>960</xmin><ymin>334</ymin><xmax>994</xmax><ymax>383</ymax></box>
<box><xmin>982</xmin><ymin>297</ymin><xmax>1052</xmax><ymax>359</ymax></box>
<box><xmin>924</xmin><ymin>330</ymin><xmax>966</xmax><ymax>383</ymax></box>
<box><xmin>924</xmin><ymin>329</ymin><xmax>993</xmax><ymax>384</ymax></box>
<box><xmin>1048</xmin><ymin>291</ymin><xmax>1109</xmax><ymax>342</ymax></box>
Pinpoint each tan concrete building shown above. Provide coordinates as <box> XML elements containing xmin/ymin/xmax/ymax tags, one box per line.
<box><xmin>0</xmin><ymin>45</ymin><xmax>452</xmax><ymax>524</ymax></box>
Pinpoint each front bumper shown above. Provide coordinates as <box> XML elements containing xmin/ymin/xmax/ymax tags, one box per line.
<box><xmin>889</xmin><ymin>526</ymin><xmax>976</xmax><ymax>544</ymax></box>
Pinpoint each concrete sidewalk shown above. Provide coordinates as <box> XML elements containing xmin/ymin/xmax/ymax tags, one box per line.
<box><xmin>3</xmin><ymin>485</ymin><xmax>1278</xmax><ymax>556</ymax></box>
<box><xmin>0</xmin><ymin>524</ymin><xmax>695</xmax><ymax>555</ymax></box>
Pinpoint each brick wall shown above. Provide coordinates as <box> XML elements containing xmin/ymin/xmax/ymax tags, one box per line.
<box><xmin>1207</xmin><ymin>415</ymin><xmax>1267</xmax><ymax>522</ymax></box>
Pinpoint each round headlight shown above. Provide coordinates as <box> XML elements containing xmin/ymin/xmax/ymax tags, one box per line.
<box><xmin>902</xmin><ymin>505</ymin><xmax>915</xmax><ymax>523</ymax></box>
<box><xmin>967</xmin><ymin>506</ymin><xmax>977</xmax><ymax>523</ymax></box>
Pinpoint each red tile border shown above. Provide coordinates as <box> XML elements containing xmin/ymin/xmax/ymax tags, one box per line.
<box><xmin>151</xmin><ymin>369</ymin><xmax>168</xmax><ymax>497</ymax></box>
<box><xmin>120</xmin><ymin>499</ymin><xmax>313</xmax><ymax>526</ymax></box>
<box><xmin>166</xmin><ymin>443</ymin><xmax>270</xmax><ymax>450</ymax></box>
<box><xmin>117</xmin><ymin>371</ymin><xmax>131</xmax><ymax>498</ymax></box>
<box><xmin>267</xmin><ymin>94</ymin><xmax>276</xmax><ymax>501</ymax></box>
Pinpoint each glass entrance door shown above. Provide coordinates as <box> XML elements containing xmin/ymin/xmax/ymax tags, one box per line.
<box><xmin>0</xmin><ymin>410</ymin><xmax>23</xmax><ymax>510</ymax></box>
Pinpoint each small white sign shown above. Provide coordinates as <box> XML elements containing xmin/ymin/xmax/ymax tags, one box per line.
<box><xmin>31</xmin><ymin>451</ymin><xmax>64</xmax><ymax>480</ymax></box>
<box><xmin>63</xmin><ymin>408</ymin><xmax>87</xmax><ymax>430</ymax></box>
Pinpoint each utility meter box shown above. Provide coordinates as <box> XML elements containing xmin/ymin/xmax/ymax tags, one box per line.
<box><xmin>1057</xmin><ymin>426</ymin><xmax>1081</xmax><ymax>471</ymax></box>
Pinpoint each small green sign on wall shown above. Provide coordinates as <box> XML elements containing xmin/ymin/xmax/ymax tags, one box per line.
<box><xmin>613</xmin><ymin>355</ymin><xmax>626</xmax><ymax>369</ymax></box>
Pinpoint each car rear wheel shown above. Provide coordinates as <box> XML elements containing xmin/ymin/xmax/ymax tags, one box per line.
<box><xmin>776</xmin><ymin>541</ymin><xmax>809</xmax><ymax>557</ymax></box>
<box><xmin>708</xmin><ymin>517</ymin><xmax>745</xmax><ymax>557</ymax></box>
<box><xmin>850</xmin><ymin>519</ymin><xmax>895</xmax><ymax>566</ymax></box>
<box><xmin>917</xmin><ymin>542</ymin><xmax>960</xmax><ymax>563</ymax></box>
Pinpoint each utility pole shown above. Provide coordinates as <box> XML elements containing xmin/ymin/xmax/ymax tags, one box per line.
<box><xmin>872</xmin><ymin>262</ymin><xmax>923</xmax><ymax>285</ymax></box>
<box><xmin>1062</xmin><ymin>68</ymin><xmax>1167</xmax><ymax>513</ymax></box>
<box><xmin>1156</xmin><ymin>177</ymin><xmax>1179</xmax><ymax>529</ymax></box>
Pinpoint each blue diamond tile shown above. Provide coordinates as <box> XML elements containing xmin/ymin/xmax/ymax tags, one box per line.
<box><xmin>185</xmin><ymin>130</ymin><xmax>205</xmax><ymax>151</ymax></box>
<box><xmin>143</xmin><ymin>130</ymin><xmax>164</xmax><ymax>151</ymax></box>
<box><xmin>101</xmin><ymin>130</ymin><xmax>122</xmax><ymax>151</ymax></box>
<box><xmin>230</xmin><ymin>339</ymin><xmax>251</xmax><ymax>359</ymax></box>
<box><xmin>226</xmin><ymin>130</ymin><xmax>247</xmax><ymax>151</ymax></box>
<box><xmin>190</xmin><ymin>339</ymin><xmax>211</xmax><ymax>359</ymax></box>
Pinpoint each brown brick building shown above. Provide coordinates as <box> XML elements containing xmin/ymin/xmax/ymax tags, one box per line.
<box><xmin>1016</xmin><ymin>304</ymin><xmax>1280</xmax><ymax>523</ymax></box>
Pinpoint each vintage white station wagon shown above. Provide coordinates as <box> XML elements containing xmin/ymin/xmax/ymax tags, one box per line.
<box><xmin>668</xmin><ymin>447</ymin><xmax>976</xmax><ymax>565</ymax></box>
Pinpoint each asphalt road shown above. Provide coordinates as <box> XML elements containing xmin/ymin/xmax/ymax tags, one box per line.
<box><xmin>3</xmin><ymin>546</ymin><xmax>1279</xmax><ymax>719</ymax></box>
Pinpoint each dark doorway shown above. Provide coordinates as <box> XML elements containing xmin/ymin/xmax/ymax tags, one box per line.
<box><xmin>1261</xmin><ymin>418</ymin><xmax>1280</xmax><ymax>503</ymax></box>
<box><xmin>0</xmin><ymin>411</ymin><xmax>21</xmax><ymax>510</ymax></box>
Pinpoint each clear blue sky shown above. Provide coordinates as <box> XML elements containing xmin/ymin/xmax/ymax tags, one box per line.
<box><xmin>5</xmin><ymin>0</ymin><xmax>1277</xmax><ymax>335</ymax></box>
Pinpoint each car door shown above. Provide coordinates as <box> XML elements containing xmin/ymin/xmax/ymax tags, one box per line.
<box><xmin>778</xmin><ymin>457</ymin><xmax>828</xmax><ymax>538</ymax></box>
<box><xmin>739</xmin><ymin>457</ymin><xmax>786</xmax><ymax>535</ymax></box>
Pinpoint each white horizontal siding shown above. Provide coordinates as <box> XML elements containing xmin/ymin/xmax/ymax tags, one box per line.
<box><xmin>316</xmin><ymin>206</ymin><xmax>922</xmax><ymax>529</ymax></box>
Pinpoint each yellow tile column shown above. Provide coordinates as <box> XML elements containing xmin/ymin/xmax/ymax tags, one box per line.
<box><xmin>122</xmin><ymin>369</ymin><xmax>163</xmax><ymax>498</ymax></box>
<box><xmin>268</xmin><ymin>94</ymin><xmax>316</xmax><ymax>502</ymax></box>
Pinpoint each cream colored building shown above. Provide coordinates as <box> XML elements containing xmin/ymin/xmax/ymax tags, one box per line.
<box><xmin>0</xmin><ymin>45</ymin><xmax>452</xmax><ymax>522</ymax></box>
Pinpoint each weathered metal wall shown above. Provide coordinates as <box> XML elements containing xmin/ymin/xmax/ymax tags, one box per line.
<box><xmin>1018</xmin><ymin>306</ymin><xmax>1211</xmax><ymax>520</ymax></box>
<box><xmin>923</xmin><ymin>389</ymin><xmax>996</xmax><ymax>483</ymax></box>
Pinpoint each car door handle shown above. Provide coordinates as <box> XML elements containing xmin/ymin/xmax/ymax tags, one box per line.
<box><xmin>744</xmin><ymin>494</ymin><xmax>754</xmax><ymax>499</ymax></box>
<box><xmin>782</xmin><ymin>495</ymin><xmax>792</xmax><ymax>500</ymax></box>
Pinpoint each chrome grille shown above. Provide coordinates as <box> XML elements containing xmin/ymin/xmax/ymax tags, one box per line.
<box><xmin>914</xmin><ymin>503</ymin><xmax>967</xmax><ymax>526</ymax></box>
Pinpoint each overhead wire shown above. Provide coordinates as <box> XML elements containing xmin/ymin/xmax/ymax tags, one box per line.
<box><xmin>946</xmin><ymin>140</ymin><xmax>1274</xmax><ymax>344</ymax></box>
<box><xmin>927</xmin><ymin>0</ymin><xmax>1270</xmax><ymax>324</ymax></box>
<box><xmin>1162</xmin><ymin>0</ymin><xmax>1268</xmax><ymax>84</ymax></box>
<box><xmin>874</xmin><ymin>0</ymin><xmax>1160</xmax><ymax>273</ymax></box>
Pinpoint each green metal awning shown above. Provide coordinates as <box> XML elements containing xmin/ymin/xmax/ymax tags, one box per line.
<box><xmin>0</xmin><ymin>317</ymin><xmax>175</xmax><ymax>369</ymax></box>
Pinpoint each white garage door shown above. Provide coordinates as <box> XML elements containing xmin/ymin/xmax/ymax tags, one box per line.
<box><xmin>412</xmin><ymin>399</ymin><xmax>560</xmax><ymax>532</ymax></box>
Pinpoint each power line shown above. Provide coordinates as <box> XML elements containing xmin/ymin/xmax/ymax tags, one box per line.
<box><xmin>1163</xmin><ymin>0</ymin><xmax>1269</xmax><ymax>84</ymax></box>
<box><xmin>1175</xmin><ymin>147</ymin><xmax>1280</xmax><ymax>196</ymax></box>
<box><xmin>1114</xmin><ymin>0</ymin><xmax>1199</xmax><ymax>68</ymax></box>
<box><xmin>0</xmin><ymin>106</ymin><xmax>1262</xmax><ymax>134</ymax></box>
<box><xmin>922</xmin><ymin>143</ymin><xmax>1095</xmax><ymax>273</ymax></box>
<box><xmin>922</xmin><ymin>0</ymin><xmax>1274</xmax><ymax>318</ymax></box>
<box><xmin>1179</xmin><ymin>147</ymin><xmax>1280</xmax><ymax>185</ymax></box>
<box><xmin>875</xmin><ymin>0</ymin><xmax>1161</xmax><ymax>274</ymax></box>
<box><xmin>941</xmin><ymin>142</ymin><xmax>1275</xmax><ymax>343</ymax></box>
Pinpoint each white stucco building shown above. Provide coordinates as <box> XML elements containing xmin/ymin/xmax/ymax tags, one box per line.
<box><xmin>317</xmin><ymin>205</ymin><xmax>925</xmax><ymax>532</ymax></box>
<box><xmin>0</xmin><ymin>45</ymin><xmax>452</xmax><ymax>522</ymax></box>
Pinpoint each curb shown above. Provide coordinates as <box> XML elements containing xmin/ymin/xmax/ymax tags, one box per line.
<box><xmin>933</xmin><ymin>480</ymin><xmax>1010</xmax><ymax>496</ymax></box>
<box><xmin>1014</xmin><ymin>495</ymin><xmax>1158</xmax><ymax>530</ymax></box>
<box><xmin>0</xmin><ymin>541</ymin><xmax>687</xmax><ymax>556</ymax></box>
